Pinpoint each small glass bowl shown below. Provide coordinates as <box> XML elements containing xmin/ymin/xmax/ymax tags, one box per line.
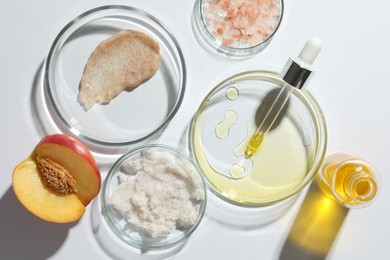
<box><xmin>190</xmin><ymin>70</ymin><xmax>327</xmax><ymax>206</ymax></box>
<box><xmin>101</xmin><ymin>144</ymin><xmax>207</xmax><ymax>250</ymax></box>
<box><xmin>44</xmin><ymin>6</ymin><xmax>186</xmax><ymax>151</ymax></box>
<box><xmin>192</xmin><ymin>0</ymin><xmax>284</xmax><ymax>60</ymax></box>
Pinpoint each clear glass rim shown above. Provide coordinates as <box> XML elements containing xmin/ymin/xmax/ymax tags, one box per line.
<box><xmin>44</xmin><ymin>5</ymin><xmax>187</xmax><ymax>148</ymax></box>
<box><xmin>189</xmin><ymin>70</ymin><xmax>328</xmax><ymax>206</ymax></box>
<box><xmin>331</xmin><ymin>159</ymin><xmax>381</xmax><ymax>208</ymax></box>
<box><xmin>101</xmin><ymin>144</ymin><xmax>207</xmax><ymax>250</ymax></box>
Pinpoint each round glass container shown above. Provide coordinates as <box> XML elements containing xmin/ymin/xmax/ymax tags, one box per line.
<box><xmin>44</xmin><ymin>6</ymin><xmax>186</xmax><ymax>151</ymax></box>
<box><xmin>101</xmin><ymin>144</ymin><xmax>207</xmax><ymax>250</ymax></box>
<box><xmin>190</xmin><ymin>70</ymin><xmax>327</xmax><ymax>206</ymax></box>
<box><xmin>192</xmin><ymin>0</ymin><xmax>284</xmax><ymax>60</ymax></box>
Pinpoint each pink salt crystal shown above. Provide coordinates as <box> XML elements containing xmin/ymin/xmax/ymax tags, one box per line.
<box><xmin>202</xmin><ymin>0</ymin><xmax>281</xmax><ymax>48</ymax></box>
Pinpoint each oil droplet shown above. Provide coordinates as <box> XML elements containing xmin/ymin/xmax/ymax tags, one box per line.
<box><xmin>216</xmin><ymin>110</ymin><xmax>237</xmax><ymax>139</ymax></box>
<box><xmin>229</xmin><ymin>163</ymin><xmax>247</xmax><ymax>179</ymax></box>
<box><xmin>225</xmin><ymin>86</ymin><xmax>239</xmax><ymax>100</ymax></box>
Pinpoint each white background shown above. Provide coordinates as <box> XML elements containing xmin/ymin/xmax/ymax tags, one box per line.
<box><xmin>1</xmin><ymin>0</ymin><xmax>389</xmax><ymax>259</ymax></box>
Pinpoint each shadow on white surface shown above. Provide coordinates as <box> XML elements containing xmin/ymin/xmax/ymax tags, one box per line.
<box><xmin>29</xmin><ymin>61</ymin><xmax>131</xmax><ymax>172</ymax></box>
<box><xmin>0</xmin><ymin>186</ymin><xmax>76</xmax><ymax>259</ymax></box>
<box><xmin>204</xmin><ymin>188</ymin><xmax>298</xmax><ymax>231</ymax></box>
<box><xmin>278</xmin><ymin>181</ymin><xmax>349</xmax><ymax>260</ymax></box>
<box><xmin>30</xmin><ymin>61</ymin><xmax>58</xmax><ymax>138</ymax></box>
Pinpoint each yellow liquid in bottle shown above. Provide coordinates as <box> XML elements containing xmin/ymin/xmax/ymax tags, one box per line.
<box><xmin>333</xmin><ymin>163</ymin><xmax>377</xmax><ymax>205</ymax></box>
<box><xmin>318</xmin><ymin>156</ymin><xmax>379</xmax><ymax>208</ymax></box>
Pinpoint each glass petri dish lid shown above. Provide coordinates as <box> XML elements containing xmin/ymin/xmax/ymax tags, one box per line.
<box><xmin>190</xmin><ymin>70</ymin><xmax>327</xmax><ymax>206</ymax></box>
<box><xmin>44</xmin><ymin>5</ymin><xmax>186</xmax><ymax>150</ymax></box>
<box><xmin>101</xmin><ymin>144</ymin><xmax>207</xmax><ymax>250</ymax></box>
<box><xmin>192</xmin><ymin>0</ymin><xmax>284</xmax><ymax>60</ymax></box>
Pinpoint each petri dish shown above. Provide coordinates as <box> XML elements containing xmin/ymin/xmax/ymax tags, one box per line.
<box><xmin>192</xmin><ymin>0</ymin><xmax>284</xmax><ymax>60</ymax></box>
<box><xmin>190</xmin><ymin>70</ymin><xmax>327</xmax><ymax>205</ymax></box>
<box><xmin>44</xmin><ymin>5</ymin><xmax>186</xmax><ymax>150</ymax></box>
<box><xmin>101</xmin><ymin>144</ymin><xmax>207</xmax><ymax>250</ymax></box>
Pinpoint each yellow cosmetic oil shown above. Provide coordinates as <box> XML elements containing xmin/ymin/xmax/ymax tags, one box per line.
<box><xmin>192</xmin><ymin>112</ymin><xmax>309</xmax><ymax>205</ymax></box>
<box><xmin>225</xmin><ymin>86</ymin><xmax>239</xmax><ymax>100</ymax></box>
<box><xmin>317</xmin><ymin>153</ymin><xmax>381</xmax><ymax>208</ymax></box>
<box><xmin>189</xmin><ymin>70</ymin><xmax>327</xmax><ymax>206</ymax></box>
<box><xmin>244</xmin><ymin>38</ymin><xmax>323</xmax><ymax>160</ymax></box>
<box><xmin>215</xmin><ymin>110</ymin><xmax>237</xmax><ymax>140</ymax></box>
<box><xmin>244</xmin><ymin>131</ymin><xmax>264</xmax><ymax>158</ymax></box>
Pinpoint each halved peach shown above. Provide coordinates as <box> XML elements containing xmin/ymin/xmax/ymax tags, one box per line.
<box><xmin>12</xmin><ymin>134</ymin><xmax>101</xmax><ymax>223</ymax></box>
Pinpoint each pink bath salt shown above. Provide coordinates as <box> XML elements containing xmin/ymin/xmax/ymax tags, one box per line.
<box><xmin>202</xmin><ymin>0</ymin><xmax>281</xmax><ymax>48</ymax></box>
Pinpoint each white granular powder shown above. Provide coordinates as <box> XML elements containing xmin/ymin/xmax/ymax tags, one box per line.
<box><xmin>108</xmin><ymin>148</ymin><xmax>205</xmax><ymax>238</ymax></box>
<box><xmin>202</xmin><ymin>0</ymin><xmax>282</xmax><ymax>48</ymax></box>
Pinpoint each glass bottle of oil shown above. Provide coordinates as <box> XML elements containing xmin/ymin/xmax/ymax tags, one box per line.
<box><xmin>317</xmin><ymin>153</ymin><xmax>381</xmax><ymax>209</ymax></box>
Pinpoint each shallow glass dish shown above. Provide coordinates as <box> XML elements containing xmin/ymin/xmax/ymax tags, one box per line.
<box><xmin>192</xmin><ymin>0</ymin><xmax>284</xmax><ymax>60</ymax></box>
<box><xmin>190</xmin><ymin>70</ymin><xmax>327</xmax><ymax>205</ymax></box>
<box><xmin>101</xmin><ymin>144</ymin><xmax>207</xmax><ymax>250</ymax></box>
<box><xmin>44</xmin><ymin>6</ymin><xmax>186</xmax><ymax>149</ymax></box>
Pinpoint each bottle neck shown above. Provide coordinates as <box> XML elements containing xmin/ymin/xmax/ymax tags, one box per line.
<box><xmin>344</xmin><ymin>172</ymin><xmax>377</xmax><ymax>204</ymax></box>
<box><xmin>281</xmin><ymin>58</ymin><xmax>313</xmax><ymax>89</ymax></box>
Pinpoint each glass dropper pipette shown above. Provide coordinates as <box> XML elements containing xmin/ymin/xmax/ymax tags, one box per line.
<box><xmin>245</xmin><ymin>37</ymin><xmax>323</xmax><ymax>158</ymax></box>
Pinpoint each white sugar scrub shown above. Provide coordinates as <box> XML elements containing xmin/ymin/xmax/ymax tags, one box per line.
<box><xmin>108</xmin><ymin>147</ymin><xmax>205</xmax><ymax>239</ymax></box>
<box><xmin>202</xmin><ymin>0</ymin><xmax>282</xmax><ymax>48</ymax></box>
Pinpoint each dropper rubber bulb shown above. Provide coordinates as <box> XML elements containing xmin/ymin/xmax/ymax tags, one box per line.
<box><xmin>244</xmin><ymin>37</ymin><xmax>322</xmax><ymax>158</ymax></box>
<box><xmin>297</xmin><ymin>37</ymin><xmax>322</xmax><ymax>67</ymax></box>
